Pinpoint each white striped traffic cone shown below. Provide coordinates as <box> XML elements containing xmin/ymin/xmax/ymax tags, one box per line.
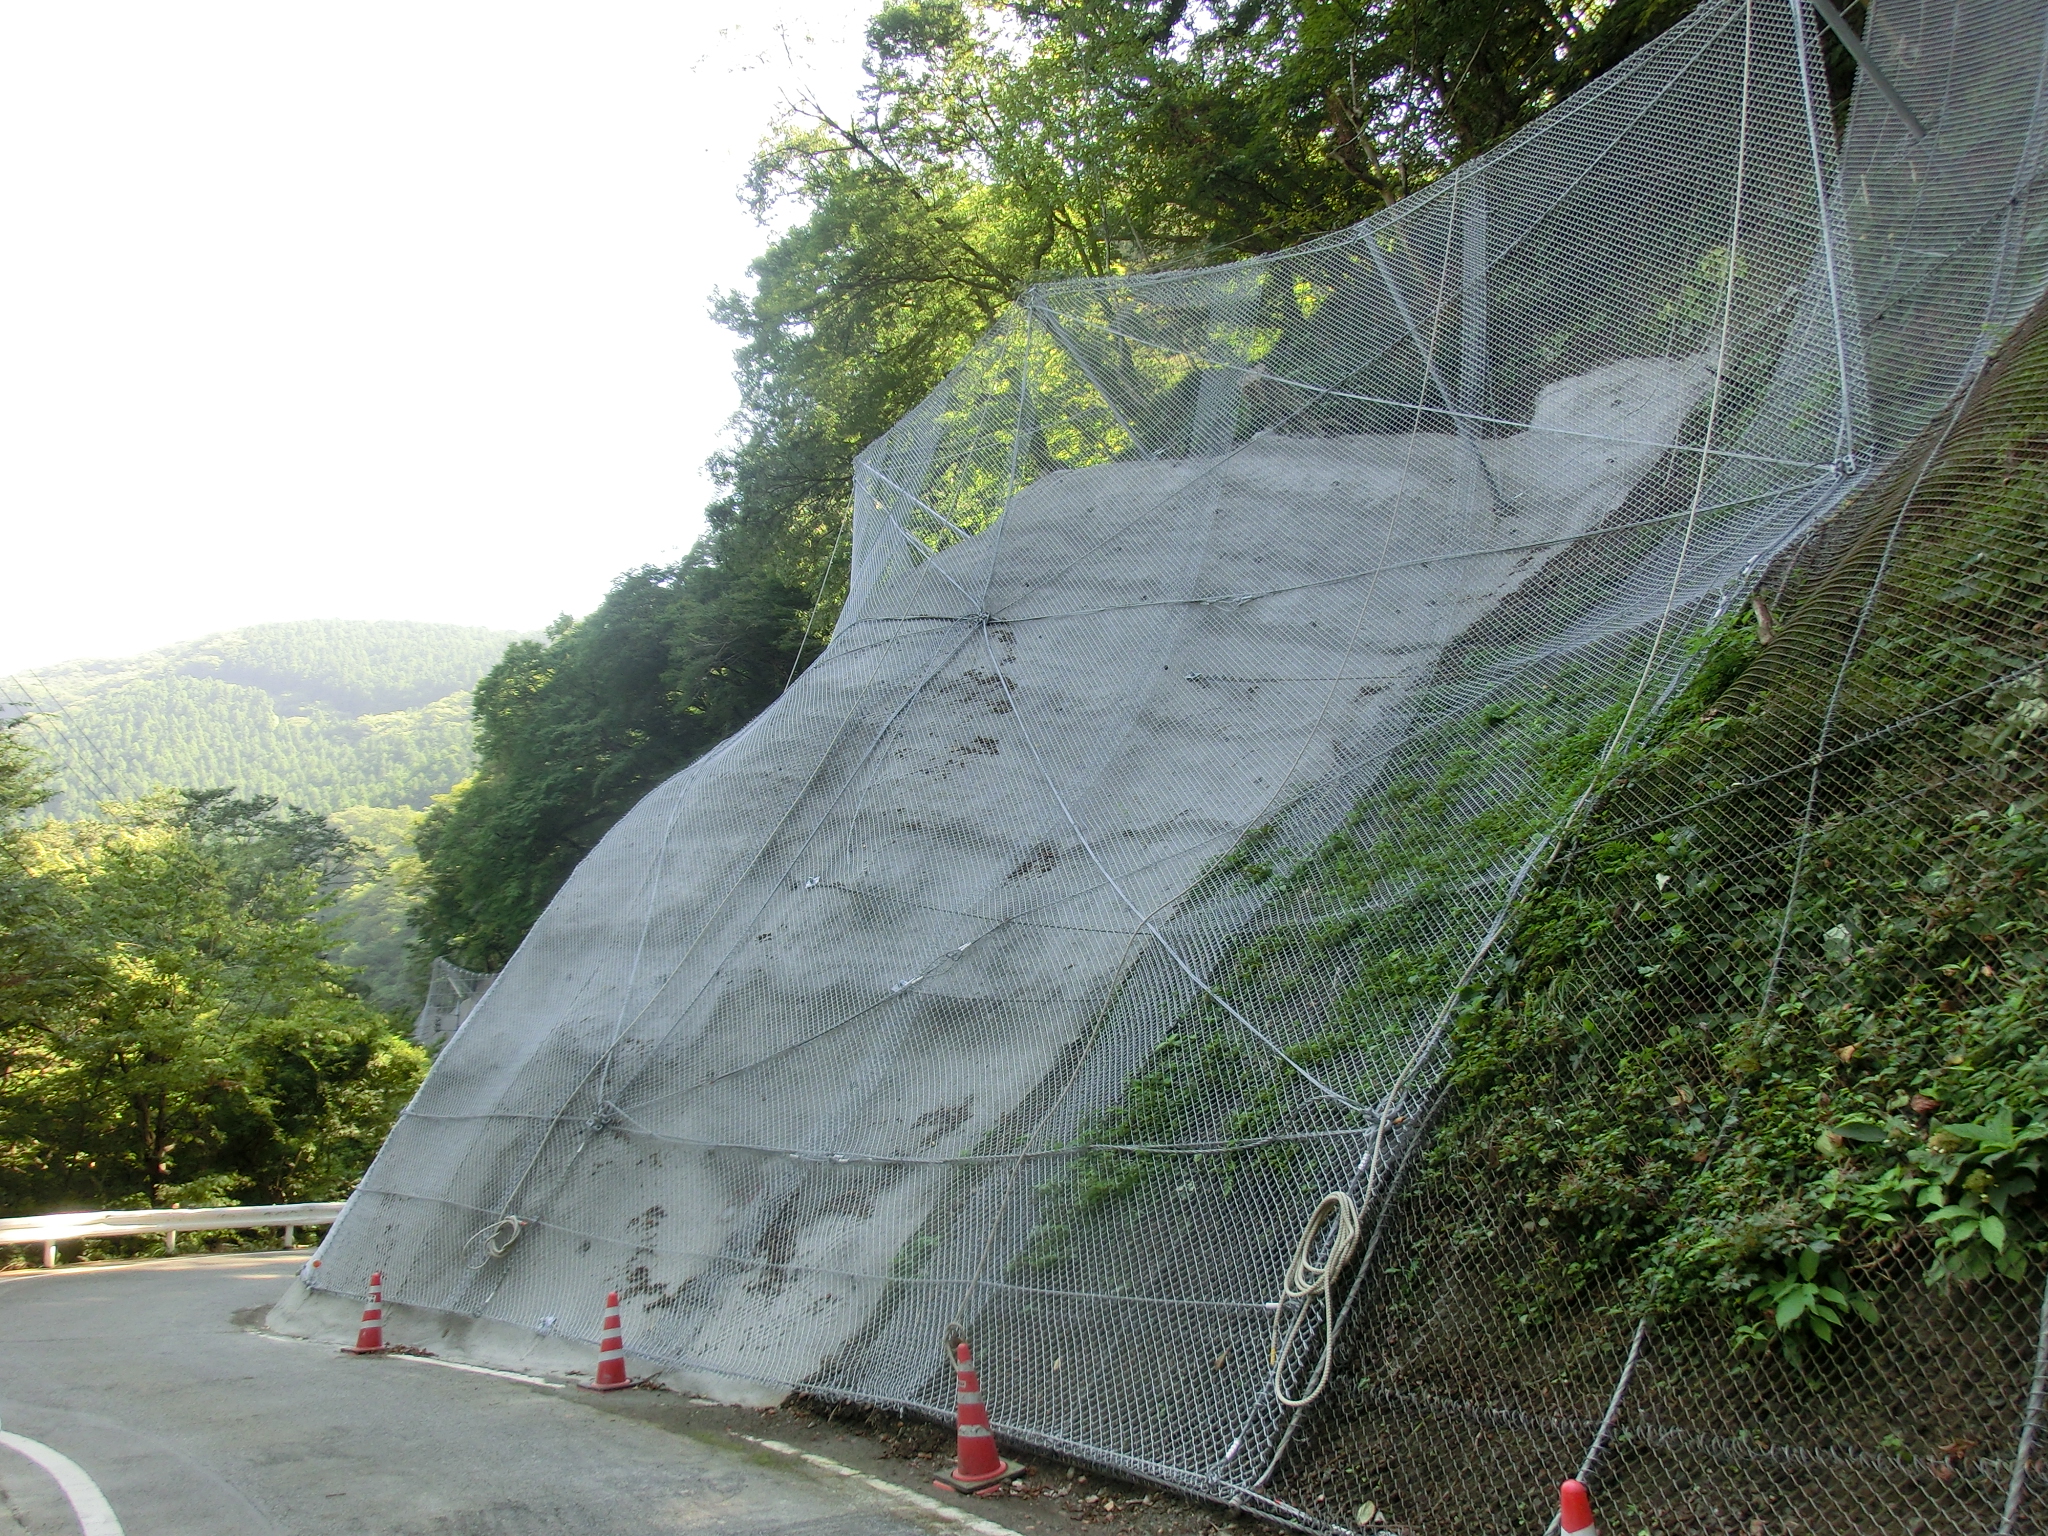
<box><xmin>342</xmin><ymin>1270</ymin><xmax>391</xmax><ymax>1354</ymax></box>
<box><xmin>578</xmin><ymin>1289</ymin><xmax>634</xmax><ymax>1391</ymax></box>
<box><xmin>932</xmin><ymin>1337</ymin><xmax>1025</xmax><ymax>1494</ymax></box>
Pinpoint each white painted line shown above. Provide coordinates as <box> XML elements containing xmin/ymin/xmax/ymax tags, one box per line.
<box><xmin>0</xmin><ymin>1429</ymin><xmax>124</xmax><ymax>1536</ymax></box>
<box><xmin>250</xmin><ymin>1330</ymin><xmax>563</xmax><ymax>1389</ymax></box>
<box><xmin>735</xmin><ymin>1433</ymin><xmax>1024</xmax><ymax>1536</ymax></box>
<box><xmin>383</xmin><ymin>1353</ymin><xmax>564</xmax><ymax>1389</ymax></box>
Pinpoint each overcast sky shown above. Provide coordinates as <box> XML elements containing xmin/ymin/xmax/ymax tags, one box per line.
<box><xmin>0</xmin><ymin>4</ymin><xmax>872</xmax><ymax>678</ymax></box>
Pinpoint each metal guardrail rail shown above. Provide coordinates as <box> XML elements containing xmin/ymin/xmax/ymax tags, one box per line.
<box><xmin>0</xmin><ymin>1202</ymin><xmax>344</xmax><ymax>1268</ymax></box>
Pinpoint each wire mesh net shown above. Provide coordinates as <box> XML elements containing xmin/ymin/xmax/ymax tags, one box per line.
<box><xmin>317</xmin><ymin>1</ymin><xmax>2048</xmax><ymax>1529</ymax></box>
<box><xmin>412</xmin><ymin>958</ymin><xmax>499</xmax><ymax>1047</ymax></box>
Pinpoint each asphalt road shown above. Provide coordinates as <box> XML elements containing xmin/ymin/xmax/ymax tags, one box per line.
<box><xmin>0</xmin><ymin>1253</ymin><xmax>1012</xmax><ymax>1536</ymax></box>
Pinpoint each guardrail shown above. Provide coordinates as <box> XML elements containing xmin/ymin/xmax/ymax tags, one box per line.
<box><xmin>0</xmin><ymin>1202</ymin><xmax>345</xmax><ymax>1268</ymax></box>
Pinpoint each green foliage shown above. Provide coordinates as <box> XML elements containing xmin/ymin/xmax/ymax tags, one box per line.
<box><xmin>1432</xmin><ymin>311</ymin><xmax>2048</xmax><ymax>1368</ymax></box>
<box><xmin>323</xmin><ymin>806</ymin><xmax>428</xmax><ymax>1015</ymax></box>
<box><xmin>1012</xmin><ymin>0</ymin><xmax>1710</xmax><ymax>256</ymax></box>
<box><xmin>1444</xmin><ymin>749</ymin><xmax>2048</xmax><ymax>1357</ymax></box>
<box><xmin>0</xmin><ymin>743</ymin><xmax>426</xmax><ymax>1215</ymax></box>
<box><xmin>0</xmin><ymin>715</ymin><xmax>47</xmax><ymax>817</ymax></box>
<box><xmin>7</xmin><ymin>620</ymin><xmax>520</xmax><ymax>818</ymax></box>
<box><xmin>1912</xmin><ymin>1105</ymin><xmax>2047</xmax><ymax>1284</ymax></box>
<box><xmin>1735</xmin><ymin>1246</ymin><xmax>1878</xmax><ymax>1367</ymax></box>
<box><xmin>4</xmin><ymin>621</ymin><xmax>519</xmax><ymax>1010</ymax></box>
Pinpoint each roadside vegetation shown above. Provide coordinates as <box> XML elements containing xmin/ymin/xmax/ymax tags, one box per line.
<box><xmin>0</xmin><ymin>721</ymin><xmax>425</xmax><ymax>1224</ymax></box>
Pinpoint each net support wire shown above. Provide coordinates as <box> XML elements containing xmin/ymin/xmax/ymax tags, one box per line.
<box><xmin>690</xmin><ymin>202</ymin><xmax>1524</xmax><ymax>1359</ymax></box>
<box><xmin>1245</xmin><ymin>7</ymin><xmax>1776</xmax><ymax>1472</ymax></box>
<box><xmin>1804</xmin><ymin>0</ymin><xmax>1930</xmax><ymax>141</ymax></box>
<box><xmin>939</xmin><ymin>0</ymin><xmax>1855</xmax><ymax>656</ymax></box>
<box><xmin>2002</xmin><ymin>1269</ymin><xmax>2048</xmax><ymax>1536</ymax></box>
<box><xmin>957</xmin><ymin>150</ymin><xmax>1680</xmax><ymax>1489</ymax></box>
<box><xmin>1228</xmin><ymin>828</ymin><xmax>1559</xmax><ymax>1498</ymax></box>
<box><xmin>1242</xmin><ymin>233</ymin><xmax>1803</xmax><ymax>1499</ymax></box>
<box><xmin>953</xmin><ymin>167</ymin><xmax>1488</xmax><ymax>1130</ymax></box>
<box><xmin>1788</xmin><ymin>0</ymin><xmax>1866</xmax><ymax>476</ymax></box>
<box><xmin>1006</xmin><ymin>306</ymin><xmax>1841</xmax><ymax>477</ymax></box>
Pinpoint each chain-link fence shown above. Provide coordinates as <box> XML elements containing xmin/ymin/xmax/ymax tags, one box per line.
<box><xmin>412</xmin><ymin>958</ymin><xmax>499</xmax><ymax>1047</ymax></box>
<box><xmin>315</xmin><ymin>1</ymin><xmax>2048</xmax><ymax>1530</ymax></box>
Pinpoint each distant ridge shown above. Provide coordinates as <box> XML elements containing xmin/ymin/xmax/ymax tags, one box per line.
<box><xmin>1</xmin><ymin>619</ymin><xmax>526</xmax><ymax>817</ymax></box>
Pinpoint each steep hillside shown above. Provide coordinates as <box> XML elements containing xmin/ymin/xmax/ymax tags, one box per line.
<box><xmin>0</xmin><ymin>620</ymin><xmax>524</xmax><ymax>817</ymax></box>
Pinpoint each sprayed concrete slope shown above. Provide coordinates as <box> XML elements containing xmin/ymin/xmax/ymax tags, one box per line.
<box><xmin>288</xmin><ymin>354</ymin><xmax>1713</xmax><ymax>1396</ymax></box>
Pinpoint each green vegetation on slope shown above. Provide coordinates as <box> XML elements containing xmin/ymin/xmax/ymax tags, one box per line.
<box><xmin>1</xmin><ymin>620</ymin><xmax>522</xmax><ymax>1011</ymax></box>
<box><xmin>1432</xmin><ymin>302</ymin><xmax>2048</xmax><ymax>1361</ymax></box>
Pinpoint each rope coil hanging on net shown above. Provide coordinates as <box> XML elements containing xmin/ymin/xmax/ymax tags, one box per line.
<box><xmin>1268</xmin><ymin>1192</ymin><xmax>1362</xmax><ymax>1409</ymax></box>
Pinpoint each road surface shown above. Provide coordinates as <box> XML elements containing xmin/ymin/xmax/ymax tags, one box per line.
<box><xmin>0</xmin><ymin>1253</ymin><xmax>1015</xmax><ymax>1536</ymax></box>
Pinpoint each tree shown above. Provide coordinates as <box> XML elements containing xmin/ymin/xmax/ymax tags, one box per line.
<box><xmin>0</xmin><ymin>758</ymin><xmax>426</xmax><ymax>1214</ymax></box>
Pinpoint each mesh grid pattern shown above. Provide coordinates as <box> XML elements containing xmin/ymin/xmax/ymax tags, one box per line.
<box><xmin>412</xmin><ymin>958</ymin><xmax>500</xmax><ymax>1047</ymax></box>
<box><xmin>319</xmin><ymin>2</ymin><xmax>2048</xmax><ymax>1529</ymax></box>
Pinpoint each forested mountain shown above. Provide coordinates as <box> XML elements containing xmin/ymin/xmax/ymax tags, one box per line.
<box><xmin>2</xmin><ymin>620</ymin><xmax>525</xmax><ymax>1012</ymax></box>
<box><xmin>1</xmin><ymin>620</ymin><xmax>524</xmax><ymax>818</ymax></box>
<box><xmin>415</xmin><ymin>0</ymin><xmax>1779</xmax><ymax>969</ymax></box>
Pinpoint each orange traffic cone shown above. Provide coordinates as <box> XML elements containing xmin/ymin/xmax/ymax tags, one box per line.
<box><xmin>933</xmin><ymin>1337</ymin><xmax>1025</xmax><ymax>1494</ymax></box>
<box><xmin>578</xmin><ymin>1290</ymin><xmax>634</xmax><ymax>1392</ymax></box>
<box><xmin>342</xmin><ymin>1271</ymin><xmax>391</xmax><ymax>1354</ymax></box>
<box><xmin>1560</xmin><ymin>1479</ymin><xmax>1597</xmax><ymax>1536</ymax></box>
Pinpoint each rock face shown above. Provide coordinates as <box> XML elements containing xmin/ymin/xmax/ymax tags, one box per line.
<box><xmin>316</xmin><ymin>353</ymin><xmax>1712</xmax><ymax>1396</ymax></box>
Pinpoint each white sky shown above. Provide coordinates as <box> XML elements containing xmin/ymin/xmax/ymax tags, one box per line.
<box><xmin>0</xmin><ymin>4</ymin><xmax>873</xmax><ymax>678</ymax></box>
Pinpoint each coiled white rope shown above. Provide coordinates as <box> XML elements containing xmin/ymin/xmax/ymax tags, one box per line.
<box><xmin>1268</xmin><ymin>1191</ymin><xmax>1361</xmax><ymax>1408</ymax></box>
<box><xmin>462</xmin><ymin>1213</ymin><xmax>527</xmax><ymax>1270</ymax></box>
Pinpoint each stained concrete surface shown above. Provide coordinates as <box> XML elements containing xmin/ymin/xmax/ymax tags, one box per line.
<box><xmin>0</xmin><ymin>1253</ymin><xmax>994</xmax><ymax>1536</ymax></box>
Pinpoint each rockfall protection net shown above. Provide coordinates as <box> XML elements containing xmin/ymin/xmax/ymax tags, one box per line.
<box><xmin>321</xmin><ymin>1</ymin><xmax>2048</xmax><ymax>1529</ymax></box>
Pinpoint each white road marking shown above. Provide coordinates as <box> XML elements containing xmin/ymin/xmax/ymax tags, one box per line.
<box><xmin>734</xmin><ymin>1434</ymin><xmax>1024</xmax><ymax>1536</ymax></box>
<box><xmin>250</xmin><ymin>1330</ymin><xmax>563</xmax><ymax>1387</ymax></box>
<box><xmin>0</xmin><ymin>1429</ymin><xmax>124</xmax><ymax>1536</ymax></box>
<box><xmin>383</xmin><ymin>1353</ymin><xmax>564</xmax><ymax>1389</ymax></box>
